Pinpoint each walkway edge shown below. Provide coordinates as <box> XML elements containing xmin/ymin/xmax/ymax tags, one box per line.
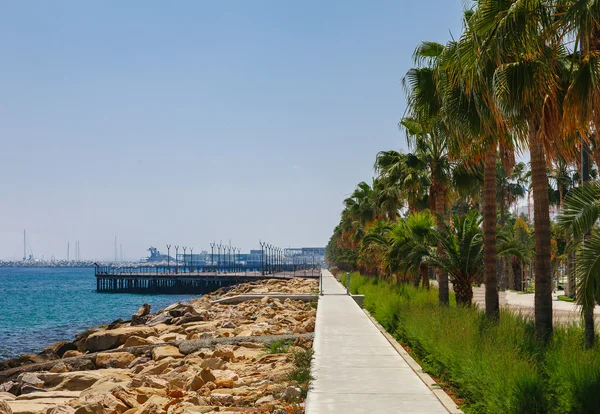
<box><xmin>363</xmin><ymin>309</ymin><xmax>464</xmax><ymax>414</ymax></box>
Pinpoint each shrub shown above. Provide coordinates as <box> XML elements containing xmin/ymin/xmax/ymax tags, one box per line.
<box><xmin>344</xmin><ymin>273</ymin><xmax>600</xmax><ymax>413</ymax></box>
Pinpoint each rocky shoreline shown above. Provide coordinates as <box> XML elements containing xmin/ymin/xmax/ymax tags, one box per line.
<box><xmin>0</xmin><ymin>278</ymin><xmax>318</xmax><ymax>414</ymax></box>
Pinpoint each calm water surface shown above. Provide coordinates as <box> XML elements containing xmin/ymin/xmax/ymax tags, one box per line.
<box><xmin>0</xmin><ymin>267</ymin><xmax>197</xmax><ymax>360</ymax></box>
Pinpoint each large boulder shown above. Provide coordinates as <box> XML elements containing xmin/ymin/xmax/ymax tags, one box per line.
<box><xmin>95</xmin><ymin>353</ymin><xmax>136</xmax><ymax>369</ymax></box>
<box><xmin>85</xmin><ymin>327</ymin><xmax>156</xmax><ymax>352</ymax></box>
<box><xmin>34</xmin><ymin>372</ymin><xmax>103</xmax><ymax>391</ymax></box>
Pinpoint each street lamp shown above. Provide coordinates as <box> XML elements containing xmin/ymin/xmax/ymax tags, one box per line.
<box><xmin>166</xmin><ymin>244</ymin><xmax>171</xmax><ymax>269</ymax></box>
<box><xmin>182</xmin><ymin>246</ymin><xmax>187</xmax><ymax>271</ymax></box>
<box><xmin>259</xmin><ymin>240</ymin><xmax>266</xmax><ymax>275</ymax></box>
<box><xmin>237</xmin><ymin>247</ymin><xmax>241</xmax><ymax>273</ymax></box>
<box><xmin>190</xmin><ymin>247</ymin><xmax>194</xmax><ymax>272</ymax></box>
<box><xmin>210</xmin><ymin>242</ymin><xmax>215</xmax><ymax>269</ymax></box>
<box><xmin>217</xmin><ymin>243</ymin><xmax>222</xmax><ymax>273</ymax></box>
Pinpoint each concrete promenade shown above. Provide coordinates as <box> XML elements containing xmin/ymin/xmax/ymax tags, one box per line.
<box><xmin>306</xmin><ymin>270</ymin><xmax>452</xmax><ymax>413</ymax></box>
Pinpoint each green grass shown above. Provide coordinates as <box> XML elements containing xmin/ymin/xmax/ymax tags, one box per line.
<box><xmin>557</xmin><ymin>295</ymin><xmax>576</xmax><ymax>303</ymax></box>
<box><xmin>287</xmin><ymin>348</ymin><xmax>314</xmax><ymax>398</ymax></box>
<box><xmin>341</xmin><ymin>272</ymin><xmax>600</xmax><ymax>414</ymax></box>
<box><xmin>265</xmin><ymin>339</ymin><xmax>293</xmax><ymax>354</ymax></box>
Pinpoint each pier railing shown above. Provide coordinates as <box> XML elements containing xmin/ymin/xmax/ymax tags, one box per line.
<box><xmin>94</xmin><ymin>264</ymin><xmax>320</xmax><ymax>278</ymax></box>
<box><xmin>94</xmin><ymin>263</ymin><xmax>321</xmax><ymax>293</ymax></box>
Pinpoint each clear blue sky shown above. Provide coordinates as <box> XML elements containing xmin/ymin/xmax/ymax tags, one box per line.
<box><xmin>1</xmin><ymin>1</ymin><xmax>465</xmax><ymax>260</ymax></box>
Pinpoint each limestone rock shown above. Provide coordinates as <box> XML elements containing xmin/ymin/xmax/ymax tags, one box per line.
<box><xmin>209</xmin><ymin>394</ymin><xmax>233</xmax><ymax>406</ymax></box>
<box><xmin>123</xmin><ymin>336</ymin><xmax>150</xmax><ymax>348</ymax></box>
<box><xmin>151</xmin><ymin>346</ymin><xmax>183</xmax><ymax>361</ymax></box>
<box><xmin>0</xmin><ymin>394</ymin><xmax>15</xmax><ymax>402</ymax></box>
<box><xmin>16</xmin><ymin>391</ymin><xmax>81</xmax><ymax>401</ymax></box>
<box><xmin>0</xmin><ymin>383</ymin><xmax>18</xmax><ymax>395</ymax></box>
<box><xmin>212</xmin><ymin>370</ymin><xmax>238</xmax><ymax>388</ymax></box>
<box><xmin>7</xmin><ymin>401</ymin><xmax>55</xmax><ymax>414</ymax></box>
<box><xmin>111</xmin><ymin>386</ymin><xmax>139</xmax><ymax>409</ymax></box>
<box><xmin>72</xmin><ymin>391</ymin><xmax>127</xmax><ymax>414</ymax></box>
<box><xmin>45</xmin><ymin>406</ymin><xmax>75</xmax><ymax>414</ymax></box>
<box><xmin>85</xmin><ymin>327</ymin><xmax>156</xmax><ymax>352</ymax></box>
<box><xmin>255</xmin><ymin>395</ymin><xmax>274</xmax><ymax>405</ymax></box>
<box><xmin>186</xmin><ymin>376</ymin><xmax>204</xmax><ymax>392</ymax></box>
<box><xmin>61</xmin><ymin>351</ymin><xmax>83</xmax><ymax>359</ymax></box>
<box><xmin>199</xmin><ymin>358</ymin><xmax>225</xmax><ymax>370</ymax></box>
<box><xmin>220</xmin><ymin>321</ymin><xmax>236</xmax><ymax>329</ymax></box>
<box><xmin>96</xmin><ymin>352</ymin><xmax>136</xmax><ymax>369</ymax></box>
<box><xmin>17</xmin><ymin>373</ymin><xmax>44</xmax><ymax>390</ymax></box>
<box><xmin>0</xmin><ymin>400</ymin><xmax>11</xmax><ymax>414</ymax></box>
<box><xmin>36</xmin><ymin>371</ymin><xmax>103</xmax><ymax>391</ymax></box>
<box><xmin>131</xmin><ymin>304</ymin><xmax>151</xmax><ymax>326</ymax></box>
<box><xmin>50</xmin><ymin>362</ymin><xmax>68</xmax><ymax>373</ymax></box>
<box><xmin>146</xmin><ymin>314</ymin><xmax>172</xmax><ymax>327</ymax></box>
<box><xmin>18</xmin><ymin>386</ymin><xmax>44</xmax><ymax>395</ymax></box>
<box><xmin>199</xmin><ymin>368</ymin><xmax>215</xmax><ymax>384</ymax></box>
<box><xmin>282</xmin><ymin>385</ymin><xmax>301</xmax><ymax>402</ymax></box>
<box><xmin>137</xmin><ymin>395</ymin><xmax>169</xmax><ymax>414</ymax></box>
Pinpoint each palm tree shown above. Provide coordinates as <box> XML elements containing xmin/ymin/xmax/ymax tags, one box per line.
<box><xmin>401</xmin><ymin>44</ymin><xmax>454</xmax><ymax>305</ymax></box>
<box><xmin>473</xmin><ymin>0</ymin><xmax>569</xmax><ymax>341</ymax></box>
<box><xmin>363</xmin><ymin>211</ymin><xmax>436</xmax><ymax>288</ymax></box>
<box><xmin>374</xmin><ymin>150</ymin><xmax>429</xmax><ymax>212</ymax></box>
<box><xmin>428</xmin><ymin>210</ymin><xmax>529</xmax><ymax>306</ymax></box>
<box><xmin>557</xmin><ymin>181</ymin><xmax>600</xmax><ymax>348</ymax></box>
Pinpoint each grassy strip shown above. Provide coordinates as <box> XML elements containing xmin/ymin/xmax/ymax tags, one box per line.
<box><xmin>557</xmin><ymin>295</ymin><xmax>576</xmax><ymax>303</ymax></box>
<box><xmin>341</xmin><ymin>272</ymin><xmax>600</xmax><ymax>414</ymax></box>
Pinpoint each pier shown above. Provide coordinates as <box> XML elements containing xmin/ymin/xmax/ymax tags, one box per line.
<box><xmin>94</xmin><ymin>264</ymin><xmax>321</xmax><ymax>294</ymax></box>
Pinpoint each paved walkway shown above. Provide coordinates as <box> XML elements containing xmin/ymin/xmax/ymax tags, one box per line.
<box><xmin>306</xmin><ymin>270</ymin><xmax>451</xmax><ymax>413</ymax></box>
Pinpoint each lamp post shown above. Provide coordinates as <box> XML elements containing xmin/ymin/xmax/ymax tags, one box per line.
<box><xmin>210</xmin><ymin>242</ymin><xmax>215</xmax><ymax>270</ymax></box>
<box><xmin>174</xmin><ymin>246</ymin><xmax>179</xmax><ymax>274</ymax></box>
<box><xmin>166</xmin><ymin>244</ymin><xmax>171</xmax><ymax>270</ymax></box>
<box><xmin>237</xmin><ymin>247</ymin><xmax>241</xmax><ymax>273</ymax></box>
<box><xmin>217</xmin><ymin>244</ymin><xmax>222</xmax><ymax>273</ymax></box>
<box><xmin>182</xmin><ymin>246</ymin><xmax>187</xmax><ymax>272</ymax></box>
<box><xmin>190</xmin><ymin>247</ymin><xmax>194</xmax><ymax>272</ymax></box>
<box><xmin>259</xmin><ymin>241</ymin><xmax>266</xmax><ymax>275</ymax></box>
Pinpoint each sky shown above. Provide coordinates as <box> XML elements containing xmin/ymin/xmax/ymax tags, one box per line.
<box><xmin>0</xmin><ymin>1</ymin><xmax>466</xmax><ymax>261</ymax></box>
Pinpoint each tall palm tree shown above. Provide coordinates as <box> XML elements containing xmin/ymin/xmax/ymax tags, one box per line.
<box><xmin>402</xmin><ymin>45</ymin><xmax>454</xmax><ymax>305</ymax></box>
<box><xmin>474</xmin><ymin>0</ymin><xmax>568</xmax><ymax>341</ymax></box>
<box><xmin>437</xmin><ymin>10</ymin><xmax>514</xmax><ymax>320</ymax></box>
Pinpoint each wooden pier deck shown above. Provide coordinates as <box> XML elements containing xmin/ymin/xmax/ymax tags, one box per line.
<box><xmin>94</xmin><ymin>265</ymin><xmax>321</xmax><ymax>294</ymax></box>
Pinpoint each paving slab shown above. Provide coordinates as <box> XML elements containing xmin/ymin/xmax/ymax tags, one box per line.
<box><xmin>306</xmin><ymin>270</ymin><xmax>454</xmax><ymax>414</ymax></box>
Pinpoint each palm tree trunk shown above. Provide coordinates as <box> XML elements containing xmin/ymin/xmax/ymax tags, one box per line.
<box><xmin>454</xmin><ymin>279</ymin><xmax>473</xmax><ymax>306</ymax></box>
<box><xmin>529</xmin><ymin>122</ymin><xmax>553</xmax><ymax>342</ymax></box>
<box><xmin>435</xmin><ymin>186</ymin><xmax>449</xmax><ymax>305</ymax></box>
<box><xmin>421</xmin><ymin>264</ymin><xmax>430</xmax><ymax>289</ymax></box>
<box><xmin>484</xmin><ymin>148</ymin><xmax>499</xmax><ymax>320</ymax></box>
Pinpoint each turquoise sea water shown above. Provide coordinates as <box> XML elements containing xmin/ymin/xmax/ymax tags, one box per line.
<box><xmin>0</xmin><ymin>267</ymin><xmax>197</xmax><ymax>360</ymax></box>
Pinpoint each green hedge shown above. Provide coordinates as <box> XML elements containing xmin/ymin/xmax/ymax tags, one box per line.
<box><xmin>340</xmin><ymin>273</ymin><xmax>600</xmax><ymax>414</ymax></box>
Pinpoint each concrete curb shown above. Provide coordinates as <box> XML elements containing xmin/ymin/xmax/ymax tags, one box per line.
<box><xmin>363</xmin><ymin>309</ymin><xmax>464</xmax><ymax>414</ymax></box>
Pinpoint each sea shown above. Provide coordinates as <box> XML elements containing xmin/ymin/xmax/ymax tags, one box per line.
<box><xmin>0</xmin><ymin>267</ymin><xmax>197</xmax><ymax>361</ymax></box>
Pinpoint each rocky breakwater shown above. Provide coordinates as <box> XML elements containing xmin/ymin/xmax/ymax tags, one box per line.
<box><xmin>0</xmin><ymin>278</ymin><xmax>318</xmax><ymax>414</ymax></box>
